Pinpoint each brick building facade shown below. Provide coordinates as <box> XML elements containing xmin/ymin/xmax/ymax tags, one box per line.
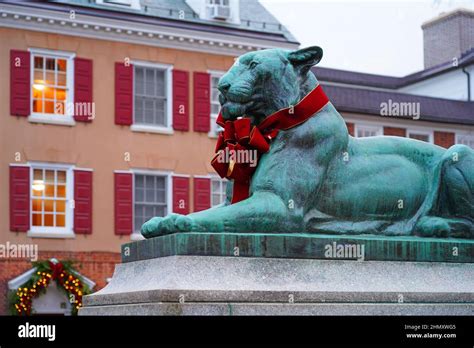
<box><xmin>0</xmin><ymin>0</ymin><xmax>297</xmax><ymax>315</ymax></box>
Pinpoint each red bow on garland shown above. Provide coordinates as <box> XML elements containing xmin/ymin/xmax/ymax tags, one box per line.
<box><xmin>211</xmin><ymin>84</ymin><xmax>330</xmax><ymax>204</ymax></box>
<box><xmin>48</xmin><ymin>261</ymin><xmax>64</xmax><ymax>280</ymax></box>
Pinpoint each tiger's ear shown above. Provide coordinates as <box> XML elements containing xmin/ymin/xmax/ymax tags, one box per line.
<box><xmin>288</xmin><ymin>46</ymin><xmax>323</xmax><ymax>74</ymax></box>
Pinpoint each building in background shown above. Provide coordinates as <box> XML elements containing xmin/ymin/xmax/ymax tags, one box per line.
<box><xmin>0</xmin><ymin>1</ymin><xmax>472</xmax><ymax>315</ymax></box>
<box><xmin>0</xmin><ymin>0</ymin><xmax>297</xmax><ymax>315</ymax></box>
<box><xmin>314</xmin><ymin>8</ymin><xmax>473</xmax><ymax>148</ymax></box>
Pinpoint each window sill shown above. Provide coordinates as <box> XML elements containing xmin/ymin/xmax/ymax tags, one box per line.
<box><xmin>27</xmin><ymin>230</ymin><xmax>76</xmax><ymax>239</ymax></box>
<box><xmin>131</xmin><ymin>233</ymin><xmax>145</xmax><ymax>241</ymax></box>
<box><xmin>28</xmin><ymin>114</ymin><xmax>76</xmax><ymax>127</ymax></box>
<box><xmin>131</xmin><ymin>124</ymin><xmax>174</xmax><ymax>135</ymax></box>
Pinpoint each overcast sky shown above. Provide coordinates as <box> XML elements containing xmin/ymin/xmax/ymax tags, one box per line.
<box><xmin>260</xmin><ymin>0</ymin><xmax>474</xmax><ymax>76</ymax></box>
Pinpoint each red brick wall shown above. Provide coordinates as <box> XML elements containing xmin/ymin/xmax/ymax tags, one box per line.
<box><xmin>0</xmin><ymin>251</ymin><xmax>120</xmax><ymax>315</ymax></box>
<box><xmin>346</xmin><ymin>122</ymin><xmax>355</xmax><ymax>136</ymax></box>
<box><xmin>383</xmin><ymin>126</ymin><xmax>407</xmax><ymax>137</ymax></box>
<box><xmin>434</xmin><ymin>131</ymin><xmax>455</xmax><ymax>148</ymax></box>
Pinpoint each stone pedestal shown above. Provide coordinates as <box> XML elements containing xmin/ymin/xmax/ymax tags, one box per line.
<box><xmin>80</xmin><ymin>233</ymin><xmax>474</xmax><ymax>316</ymax></box>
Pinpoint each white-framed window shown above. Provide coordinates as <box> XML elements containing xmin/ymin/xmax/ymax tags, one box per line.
<box><xmin>355</xmin><ymin>125</ymin><xmax>382</xmax><ymax>138</ymax></box>
<box><xmin>133</xmin><ymin>171</ymin><xmax>172</xmax><ymax>235</ymax></box>
<box><xmin>206</xmin><ymin>0</ymin><xmax>231</xmax><ymax>20</ymax></box>
<box><xmin>131</xmin><ymin>61</ymin><xmax>173</xmax><ymax>134</ymax></box>
<box><xmin>457</xmin><ymin>134</ymin><xmax>474</xmax><ymax>149</ymax></box>
<box><xmin>408</xmin><ymin>130</ymin><xmax>433</xmax><ymax>143</ymax></box>
<box><xmin>209</xmin><ymin>71</ymin><xmax>224</xmax><ymax>137</ymax></box>
<box><xmin>29</xmin><ymin>49</ymin><xmax>75</xmax><ymax>126</ymax></box>
<box><xmin>28</xmin><ymin>163</ymin><xmax>74</xmax><ymax>238</ymax></box>
<box><xmin>211</xmin><ymin>176</ymin><xmax>227</xmax><ymax>207</ymax></box>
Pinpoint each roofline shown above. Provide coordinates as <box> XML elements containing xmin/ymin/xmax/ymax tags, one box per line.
<box><xmin>4</xmin><ymin>0</ymin><xmax>300</xmax><ymax>45</ymax></box>
<box><xmin>322</xmin><ymin>84</ymin><xmax>474</xmax><ymax>126</ymax></box>
<box><xmin>313</xmin><ymin>49</ymin><xmax>474</xmax><ymax>90</ymax></box>
<box><xmin>0</xmin><ymin>2</ymin><xmax>299</xmax><ymax>57</ymax></box>
<box><xmin>421</xmin><ymin>7</ymin><xmax>474</xmax><ymax>29</ymax></box>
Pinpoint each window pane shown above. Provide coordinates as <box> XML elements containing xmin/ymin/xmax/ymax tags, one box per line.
<box><xmin>57</xmin><ymin>170</ymin><xmax>66</xmax><ymax>183</ymax></box>
<box><xmin>44</xmin><ymin>101</ymin><xmax>55</xmax><ymax>114</ymax></box>
<box><xmin>45</xmin><ymin>170</ymin><xmax>54</xmax><ymax>183</ymax></box>
<box><xmin>146</xmin><ymin>188</ymin><xmax>155</xmax><ymax>203</ymax></box>
<box><xmin>145</xmin><ymin>68</ymin><xmax>155</xmax><ymax>96</ymax></box>
<box><xmin>32</xmin><ymin>199</ymin><xmax>42</xmax><ymax>212</ymax></box>
<box><xmin>144</xmin><ymin>99</ymin><xmax>154</xmax><ymax>124</ymax></box>
<box><xmin>211</xmin><ymin>104</ymin><xmax>220</xmax><ymax>114</ymax></box>
<box><xmin>44</xmin><ymin>213</ymin><xmax>54</xmax><ymax>227</ymax></box>
<box><xmin>145</xmin><ymin>205</ymin><xmax>154</xmax><ymax>220</ymax></box>
<box><xmin>44</xmin><ymin>199</ymin><xmax>54</xmax><ymax>212</ymax></box>
<box><xmin>156</xmin><ymin>189</ymin><xmax>165</xmax><ymax>203</ymax></box>
<box><xmin>34</xmin><ymin>169</ymin><xmax>43</xmax><ymax>180</ymax></box>
<box><xmin>57</xmin><ymin>185</ymin><xmax>66</xmax><ymax>198</ymax></box>
<box><xmin>155</xmin><ymin>99</ymin><xmax>165</xmax><ymax>126</ymax></box>
<box><xmin>409</xmin><ymin>133</ymin><xmax>429</xmax><ymax>142</ymax></box>
<box><xmin>34</xmin><ymin>56</ymin><xmax>43</xmax><ymax>69</ymax></box>
<box><xmin>136</xmin><ymin>188</ymin><xmax>144</xmax><ymax>202</ymax></box>
<box><xmin>135</xmin><ymin>205</ymin><xmax>144</xmax><ymax>218</ymax></box>
<box><xmin>34</xmin><ymin>70</ymin><xmax>44</xmax><ymax>84</ymax></box>
<box><xmin>156</xmin><ymin>70</ymin><xmax>165</xmax><ymax>96</ymax></box>
<box><xmin>56</xmin><ymin>214</ymin><xmax>65</xmax><ymax>227</ymax></box>
<box><xmin>45</xmin><ymin>86</ymin><xmax>54</xmax><ymax>100</ymax></box>
<box><xmin>156</xmin><ymin>177</ymin><xmax>165</xmax><ymax>189</ymax></box>
<box><xmin>45</xmin><ymin>58</ymin><xmax>55</xmax><ymax>71</ymax></box>
<box><xmin>57</xmin><ymin>59</ymin><xmax>67</xmax><ymax>72</ymax></box>
<box><xmin>135</xmin><ymin>67</ymin><xmax>144</xmax><ymax>95</ymax></box>
<box><xmin>57</xmin><ymin>73</ymin><xmax>66</xmax><ymax>86</ymax></box>
<box><xmin>212</xmin><ymin>194</ymin><xmax>220</xmax><ymax>206</ymax></box>
<box><xmin>56</xmin><ymin>88</ymin><xmax>66</xmax><ymax>101</ymax></box>
<box><xmin>135</xmin><ymin>97</ymin><xmax>144</xmax><ymax>123</ymax></box>
<box><xmin>32</xmin><ymin>213</ymin><xmax>42</xmax><ymax>226</ymax></box>
<box><xmin>45</xmin><ymin>71</ymin><xmax>55</xmax><ymax>85</ymax></box>
<box><xmin>56</xmin><ymin>200</ymin><xmax>66</xmax><ymax>213</ymax></box>
<box><xmin>212</xmin><ymin>180</ymin><xmax>220</xmax><ymax>192</ymax></box>
<box><xmin>155</xmin><ymin>205</ymin><xmax>166</xmax><ymax>217</ymax></box>
<box><xmin>135</xmin><ymin>175</ymin><xmax>144</xmax><ymax>188</ymax></box>
<box><xmin>45</xmin><ymin>185</ymin><xmax>54</xmax><ymax>197</ymax></box>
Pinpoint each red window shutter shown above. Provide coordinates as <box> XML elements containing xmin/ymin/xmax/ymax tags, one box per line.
<box><xmin>194</xmin><ymin>177</ymin><xmax>211</xmax><ymax>212</ymax></box>
<box><xmin>10</xmin><ymin>50</ymin><xmax>30</xmax><ymax>117</ymax></box>
<box><xmin>115</xmin><ymin>62</ymin><xmax>133</xmax><ymax>126</ymax></box>
<box><xmin>346</xmin><ymin>122</ymin><xmax>354</xmax><ymax>136</ymax></box>
<box><xmin>173</xmin><ymin>176</ymin><xmax>190</xmax><ymax>215</ymax></box>
<box><xmin>74</xmin><ymin>170</ymin><xmax>93</xmax><ymax>234</ymax></box>
<box><xmin>193</xmin><ymin>72</ymin><xmax>211</xmax><ymax>132</ymax></box>
<box><xmin>434</xmin><ymin>131</ymin><xmax>455</xmax><ymax>148</ymax></box>
<box><xmin>10</xmin><ymin>165</ymin><xmax>30</xmax><ymax>232</ymax></box>
<box><xmin>173</xmin><ymin>69</ymin><xmax>189</xmax><ymax>131</ymax></box>
<box><xmin>74</xmin><ymin>57</ymin><xmax>93</xmax><ymax>122</ymax></box>
<box><xmin>115</xmin><ymin>172</ymin><xmax>133</xmax><ymax>235</ymax></box>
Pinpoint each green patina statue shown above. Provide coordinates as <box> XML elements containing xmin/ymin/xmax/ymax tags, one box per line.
<box><xmin>142</xmin><ymin>46</ymin><xmax>474</xmax><ymax>239</ymax></box>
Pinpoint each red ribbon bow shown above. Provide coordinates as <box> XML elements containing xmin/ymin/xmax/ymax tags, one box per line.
<box><xmin>211</xmin><ymin>84</ymin><xmax>329</xmax><ymax>204</ymax></box>
<box><xmin>48</xmin><ymin>261</ymin><xmax>64</xmax><ymax>280</ymax></box>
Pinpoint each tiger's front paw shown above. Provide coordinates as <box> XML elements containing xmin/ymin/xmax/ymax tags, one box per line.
<box><xmin>141</xmin><ymin>214</ymin><xmax>181</xmax><ymax>238</ymax></box>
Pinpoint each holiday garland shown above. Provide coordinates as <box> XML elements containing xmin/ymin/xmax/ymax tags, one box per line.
<box><xmin>9</xmin><ymin>260</ymin><xmax>91</xmax><ymax>316</ymax></box>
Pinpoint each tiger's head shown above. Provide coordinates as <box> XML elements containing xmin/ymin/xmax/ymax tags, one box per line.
<box><xmin>218</xmin><ymin>46</ymin><xmax>323</xmax><ymax>125</ymax></box>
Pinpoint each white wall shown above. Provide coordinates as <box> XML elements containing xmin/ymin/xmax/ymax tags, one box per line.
<box><xmin>398</xmin><ymin>65</ymin><xmax>472</xmax><ymax>101</ymax></box>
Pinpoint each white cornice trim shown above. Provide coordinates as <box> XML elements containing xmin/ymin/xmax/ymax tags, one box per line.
<box><xmin>0</xmin><ymin>4</ymin><xmax>298</xmax><ymax>56</ymax></box>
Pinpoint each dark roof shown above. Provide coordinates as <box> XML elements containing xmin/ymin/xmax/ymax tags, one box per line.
<box><xmin>322</xmin><ymin>84</ymin><xmax>474</xmax><ymax>126</ymax></box>
<box><xmin>314</xmin><ymin>48</ymin><xmax>474</xmax><ymax>89</ymax></box>
<box><xmin>36</xmin><ymin>0</ymin><xmax>298</xmax><ymax>44</ymax></box>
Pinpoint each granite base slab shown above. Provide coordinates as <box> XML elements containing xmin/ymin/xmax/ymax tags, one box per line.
<box><xmin>80</xmin><ymin>255</ymin><xmax>474</xmax><ymax>316</ymax></box>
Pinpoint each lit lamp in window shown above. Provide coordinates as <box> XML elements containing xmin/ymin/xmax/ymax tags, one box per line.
<box><xmin>32</xmin><ymin>83</ymin><xmax>45</xmax><ymax>91</ymax></box>
<box><xmin>32</xmin><ymin>180</ymin><xmax>45</xmax><ymax>191</ymax></box>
